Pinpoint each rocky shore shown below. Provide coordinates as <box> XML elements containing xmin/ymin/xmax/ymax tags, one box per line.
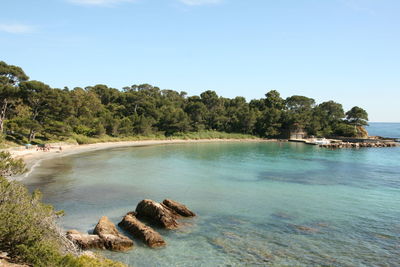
<box><xmin>319</xmin><ymin>141</ymin><xmax>398</xmax><ymax>149</ymax></box>
<box><xmin>66</xmin><ymin>199</ymin><xmax>195</xmax><ymax>252</ymax></box>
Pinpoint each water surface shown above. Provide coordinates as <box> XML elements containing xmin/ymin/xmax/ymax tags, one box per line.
<box><xmin>24</xmin><ymin>141</ymin><xmax>400</xmax><ymax>267</ymax></box>
<box><xmin>367</xmin><ymin>122</ymin><xmax>400</xmax><ymax>138</ymax></box>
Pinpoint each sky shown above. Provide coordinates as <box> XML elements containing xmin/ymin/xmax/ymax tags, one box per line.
<box><xmin>1</xmin><ymin>0</ymin><xmax>399</xmax><ymax>122</ymax></box>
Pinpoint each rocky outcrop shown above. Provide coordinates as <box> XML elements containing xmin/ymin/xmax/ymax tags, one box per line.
<box><xmin>135</xmin><ymin>199</ymin><xmax>179</xmax><ymax>229</ymax></box>
<box><xmin>118</xmin><ymin>213</ymin><xmax>166</xmax><ymax>248</ymax></box>
<box><xmin>67</xmin><ymin>217</ymin><xmax>134</xmax><ymax>251</ymax></box>
<box><xmin>320</xmin><ymin>142</ymin><xmax>398</xmax><ymax>149</ymax></box>
<box><xmin>0</xmin><ymin>252</ymin><xmax>29</xmax><ymax>267</ymax></box>
<box><xmin>67</xmin><ymin>199</ymin><xmax>195</xmax><ymax>251</ymax></box>
<box><xmin>162</xmin><ymin>199</ymin><xmax>196</xmax><ymax>217</ymax></box>
<box><xmin>356</xmin><ymin>126</ymin><xmax>369</xmax><ymax>138</ymax></box>
<box><xmin>93</xmin><ymin>216</ymin><xmax>134</xmax><ymax>251</ymax></box>
<box><xmin>66</xmin><ymin>230</ymin><xmax>106</xmax><ymax>250</ymax></box>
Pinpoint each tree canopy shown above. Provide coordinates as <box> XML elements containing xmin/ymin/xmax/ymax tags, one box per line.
<box><xmin>0</xmin><ymin>61</ymin><xmax>369</xmax><ymax>144</ymax></box>
<box><xmin>346</xmin><ymin>106</ymin><xmax>369</xmax><ymax>126</ymax></box>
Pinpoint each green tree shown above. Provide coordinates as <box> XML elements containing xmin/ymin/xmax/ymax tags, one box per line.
<box><xmin>132</xmin><ymin>114</ymin><xmax>155</xmax><ymax>135</ymax></box>
<box><xmin>310</xmin><ymin>101</ymin><xmax>345</xmax><ymax>136</ymax></box>
<box><xmin>117</xmin><ymin>117</ymin><xmax>133</xmax><ymax>136</ymax></box>
<box><xmin>0</xmin><ymin>60</ymin><xmax>373</xmax><ymax>142</ymax></box>
<box><xmin>345</xmin><ymin>106</ymin><xmax>369</xmax><ymax>126</ymax></box>
<box><xmin>226</xmin><ymin>97</ymin><xmax>257</xmax><ymax>134</ymax></box>
<box><xmin>265</xmin><ymin>90</ymin><xmax>285</xmax><ymax>110</ymax></box>
<box><xmin>200</xmin><ymin>91</ymin><xmax>228</xmax><ymax>131</ymax></box>
<box><xmin>254</xmin><ymin>90</ymin><xmax>285</xmax><ymax>137</ymax></box>
<box><xmin>19</xmin><ymin>81</ymin><xmax>56</xmax><ymax>141</ymax></box>
<box><xmin>185</xmin><ymin>96</ymin><xmax>207</xmax><ymax>131</ymax></box>
<box><xmin>0</xmin><ymin>61</ymin><xmax>29</xmax><ymax>133</ymax></box>
<box><xmin>158</xmin><ymin>106</ymin><xmax>191</xmax><ymax>135</ymax></box>
<box><xmin>284</xmin><ymin>95</ymin><xmax>315</xmax><ymax>130</ymax></box>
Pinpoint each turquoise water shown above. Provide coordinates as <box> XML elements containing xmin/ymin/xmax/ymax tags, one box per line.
<box><xmin>24</xmin><ymin>141</ymin><xmax>400</xmax><ymax>266</ymax></box>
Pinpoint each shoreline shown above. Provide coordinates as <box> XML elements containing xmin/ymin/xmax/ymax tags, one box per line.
<box><xmin>8</xmin><ymin>138</ymin><xmax>276</xmax><ymax>181</ymax></box>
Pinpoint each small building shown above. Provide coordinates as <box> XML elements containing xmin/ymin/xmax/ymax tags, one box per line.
<box><xmin>283</xmin><ymin>126</ymin><xmax>307</xmax><ymax>140</ymax></box>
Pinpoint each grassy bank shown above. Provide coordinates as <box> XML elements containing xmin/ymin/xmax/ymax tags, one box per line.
<box><xmin>1</xmin><ymin>131</ymin><xmax>260</xmax><ymax>147</ymax></box>
<box><xmin>71</xmin><ymin>131</ymin><xmax>259</xmax><ymax>145</ymax></box>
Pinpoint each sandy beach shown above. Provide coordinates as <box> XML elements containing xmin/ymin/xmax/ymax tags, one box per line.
<box><xmin>7</xmin><ymin>138</ymin><xmax>271</xmax><ymax>180</ymax></box>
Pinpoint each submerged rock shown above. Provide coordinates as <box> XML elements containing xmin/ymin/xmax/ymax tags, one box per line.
<box><xmin>135</xmin><ymin>199</ymin><xmax>179</xmax><ymax>229</ymax></box>
<box><xmin>118</xmin><ymin>213</ymin><xmax>166</xmax><ymax>248</ymax></box>
<box><xmin>66</xmin><ymin>230</ymin><xmax>106</xmax><ymax>250</ymax></box>
<box><xmin>291</xmin><ymin>224</ymin><xmax>320</xmax><ymax>233</ymax></box>
<box><xmin>93</xmin><ymin>216</ymin><xmax>134</xmax><ymax>251</ymax></box>
<box><xmin>162</xmin><ymin>199</ymin><xmax>196</xmax><ymax>217</ymax></box>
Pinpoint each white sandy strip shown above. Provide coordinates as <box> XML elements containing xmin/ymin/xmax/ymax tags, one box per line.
<box><xmin>8</xmin><ymin>139</ymin><xmax>271</xmax><ymax>180</ymax></box>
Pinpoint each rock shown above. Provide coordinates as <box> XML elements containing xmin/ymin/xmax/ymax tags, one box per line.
<box><xmin>0</xmin><ymin>252</ymin><xmax>9</xmax><ymax>260</ymax></box>
<box><xmin>66</xmin><ymin>230</ymin><xmax>106</xmax><ymax>250</ymax></box>
<box><xmin>118</xmin><ymin>214</ymin><xmax>166</xmax><ymax>248</ymax></box>
<box><xmin>162</xmin><ymin>199</ymin><xmax>196</xmax><ymax>217</ymax></box>
<box><xmin>93</xmin><ymin>216</ymin><xmax>134</xmax><ymax>251</ymax></box>
<box><xmin>80</xmin><ymin>251</ymin><xmax>97</xmax><ymax>258</ymax></box>
<box><xmin>292</xmin><ymin>224</ymin><xmax>319</xmax><ymax>233</ymax></box>
<box><xmin>136</xmin><ymin>199</ymin><xmax>179</xmax><ymax>229</ymax></box>
<box><xmin>320</xmin><ymin>141</ymin><xmax>398</xmax><ymax>149</ymax></box>
<box><xmin>0</xmin><ymin>259</ymin><xmax>29</xmax><ymax>267</ymax></box>
<box><xmin>356</xmin><ymin>126</ymin><xmax>369</xmax><ymax>138</ymax></box>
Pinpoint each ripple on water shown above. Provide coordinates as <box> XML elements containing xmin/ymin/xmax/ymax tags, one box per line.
<box><xmin>22</xmin><ymin>142</ymin><xmax>400</xmax><ymax>266</ymax></box>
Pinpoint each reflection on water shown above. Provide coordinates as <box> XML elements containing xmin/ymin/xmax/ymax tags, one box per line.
<box><xmin>24</xmin><ymin>142</ymin><xmax>400</xmax><ymax>266</ymax></box>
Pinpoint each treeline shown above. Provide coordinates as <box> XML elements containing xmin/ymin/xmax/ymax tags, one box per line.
<box><xmin>0</xmin><ymin>61</ymin><xmax>368</xmax><ymax>144</ymax></box>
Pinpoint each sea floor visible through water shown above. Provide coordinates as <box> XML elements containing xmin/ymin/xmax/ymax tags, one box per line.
<box><xmin>23</xmin><ymin>138</ymin><xmax>400</xmax><ymax>266</ymax></box>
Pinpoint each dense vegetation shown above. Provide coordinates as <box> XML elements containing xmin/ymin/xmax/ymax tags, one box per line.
<box><xmin>0</xmin><ymin>151</ymin><xmax>126</xmax><ymax>266</ymax></box>
<box><xmin>1</xmin><ymin>61</ymin><xmax>369</xmax><ymax>145</ymax></box>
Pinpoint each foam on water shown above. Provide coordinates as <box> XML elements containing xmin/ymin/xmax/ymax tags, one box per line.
<box><xmin>24</xmin><ymin>142</ymin><xmax>400</xmax><ymax>266</ymax></box>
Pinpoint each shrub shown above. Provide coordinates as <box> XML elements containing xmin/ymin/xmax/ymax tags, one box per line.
<box><xmin>0</xmin><ymin>176</ymin><xmax>67</xmax><ymax>264</ymax></box>
<box><xmin>73</xmin><ymin>125</ymin><xmax>94</xmax><ymax>136</ymax></box>
<box><xmin>334</xmin><ymin>123</ymin><xmax>357</xmax><ymax>137</ymax></box>
<box><xmin>0</xmin><ymin>151</ymin><xmax>26</xmax><ymax>177</ymax></box>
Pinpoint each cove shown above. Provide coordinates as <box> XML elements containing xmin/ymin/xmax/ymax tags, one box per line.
<box><xmin>23</xmin><ymin>142</ymin><xmax>400</xmax><ymax>266</ymax></box>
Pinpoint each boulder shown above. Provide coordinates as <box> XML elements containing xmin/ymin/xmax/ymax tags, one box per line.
<box><xmin>66</xmin><ymin>230</ymin><xmax>106</xmax><ymax>250</ymax></box>
<box><xmin>135</xmin><ymin>199</ymin><xmax>179</xmax><ymax>229</ymax></box>
<box><xmin>162</xmin><ymin>199</ymin><xmax>196</xmax><ymax>217</ymax></box>
<box><xmin>93</xmin><ymin>216</ymin><xmax>134</xmax><ymax>251</ymax></box>
<box><xmin>118</xmin><ymin>214</ymin><xmax>166</xmax><ymax>248</ymax></box>
<box><xmin>0</xmin><ymin>252</ymin><xmax>29</xmax><ymax>267</ymax></box>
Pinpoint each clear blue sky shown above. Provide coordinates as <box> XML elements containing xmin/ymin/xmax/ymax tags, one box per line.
<box><xmin>1</xmin><ymin>0</ymin><xmax>399</xmax><ymax>122</ymax></box>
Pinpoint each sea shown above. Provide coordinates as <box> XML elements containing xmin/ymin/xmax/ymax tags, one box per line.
<box><xmin>23</xmin><ymin>122</ymin><xmax>400</xmax><ymax>266</ymax></box>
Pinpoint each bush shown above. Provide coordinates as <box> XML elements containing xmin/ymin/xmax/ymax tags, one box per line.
<box><xmin>0</xmin><ymin>151</ymin><xmax>26</xmax><ymax>177</ymax></box>
<box><xmin>73</xmin><ymin>125</ymin><xmax>94</xmax><ymax>136</ymax></box>
<box><xmin>72</xmin><ymin>134</ymin><xmax>95</xmax><ymax>145</ymax></box>
<box><xmin>0</xmin><ymin>176</ymin><xmax>67</xmax><ymax>265</ymax></box>
<box><xmin>334</xmin><ymin>123</ymin><xmax>357</xmax><ymax>137</ymax></box>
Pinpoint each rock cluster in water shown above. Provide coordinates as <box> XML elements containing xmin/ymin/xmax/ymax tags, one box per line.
<box><xmin>66</xmin><ymin>199</ymin><xmax>195</xmax><ymax>251</ymax></box>
<box><xmin>319</xmin><ymin>142</ymin><xmax>398</xmax><ymax>149</ymax></box>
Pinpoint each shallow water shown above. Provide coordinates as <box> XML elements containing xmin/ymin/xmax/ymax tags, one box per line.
<box><xmin>24</xmin><ymin>141</ymin><xmax>400</xmax><ymax>267</ymax></box>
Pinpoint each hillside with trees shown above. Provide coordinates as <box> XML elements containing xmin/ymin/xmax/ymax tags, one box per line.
<box><xmin>0</xmin><ymin>61</ymin><xmax>369</xmax><ymax>145</ymax></box>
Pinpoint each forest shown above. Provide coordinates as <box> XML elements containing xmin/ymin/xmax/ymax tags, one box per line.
<box><xmin>0</xmin><ymin>61</ymin><xmax>369</xmax><ymax>145</ymax></box>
